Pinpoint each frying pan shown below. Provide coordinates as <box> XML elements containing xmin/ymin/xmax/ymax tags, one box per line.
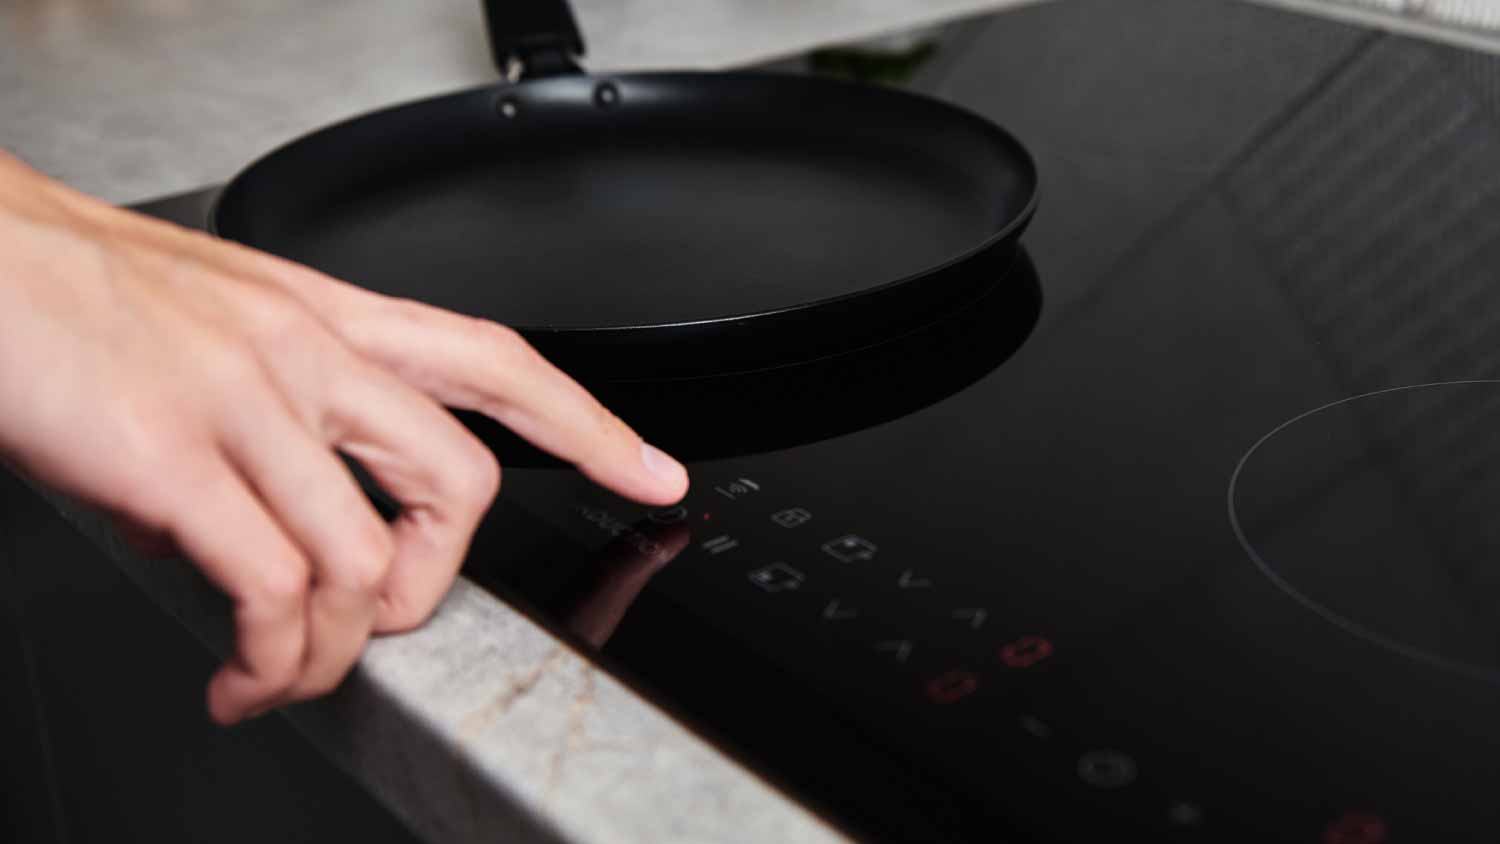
<box><xmin>213</xmin><ymin>0</ymin><xmax>1038</xmax><ymax>380</ymax></box>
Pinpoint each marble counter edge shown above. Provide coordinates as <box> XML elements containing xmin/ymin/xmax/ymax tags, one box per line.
<box><xmin>18</xmin><ymin>476</ymin><xmax>851</xmax><ymax>844</ymax></box>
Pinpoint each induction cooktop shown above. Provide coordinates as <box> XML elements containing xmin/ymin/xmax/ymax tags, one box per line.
<box><xmin>135</xmin><ymin>0</ymin><xmax>1500</xmax><ymax>840</ymax></box>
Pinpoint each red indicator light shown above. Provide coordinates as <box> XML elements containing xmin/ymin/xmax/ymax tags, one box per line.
<box><xmin>1324</xmin><ymin>813</ymin><xmax>1387</xmax><ymax>844</ymax></box>
<box><xmin>925</xmin><ymin>669</ymin><xmax>980</xmax><ymax>704</ymax></box>
<box><xmin>999</xmin><ymin>635</ymin><xmax>1054</xmax><ymax>668</ymax></box>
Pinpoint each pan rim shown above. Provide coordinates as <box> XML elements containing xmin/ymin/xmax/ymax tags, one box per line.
<box><xmin>211</xmin><ymin>69</ymin><xmax>1039</xmax><ymax>336</ymax></box>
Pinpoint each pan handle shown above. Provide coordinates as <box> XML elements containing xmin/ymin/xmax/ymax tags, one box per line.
<box><xmin>481</xmin><ymin>0</ymin><xmax>587</xmax><ymax>80</ymax></box>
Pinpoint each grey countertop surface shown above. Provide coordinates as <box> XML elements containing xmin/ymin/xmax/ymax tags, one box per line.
<box><xmin>0</xmin><ymin>2</ymin><xmax>1032</xmax><ymax>843</ymax></box>
<box><xmin>5</xmin><ymin>0</ymin><xmax>1495</xmax><ymax>204</ymax></box>
<box><xmin>0</xmin><ymin>0</ymin><xmax>1031</xmax><ymax>204</ymax></box>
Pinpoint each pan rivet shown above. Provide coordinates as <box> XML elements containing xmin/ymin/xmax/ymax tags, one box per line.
<box><xmin>497</xmin><ymin>96</ymin><xmax>520</xmax><ymax>119</ymax></box>
<box><xmin>593</xmin><ymin>82</ymin><xmax>621</xmax><ymax>109</ymax></box>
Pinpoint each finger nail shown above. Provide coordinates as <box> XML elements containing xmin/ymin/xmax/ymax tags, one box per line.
<box><xmin>640</xmin><ymin>442</ymin><xmax>687</xmax><ymax>488</ymax></box>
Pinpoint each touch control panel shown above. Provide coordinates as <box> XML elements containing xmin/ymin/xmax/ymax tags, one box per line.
<box><xmin>468</xmin><ymin>468</ymin><xmax>1400</xmax><ymax>844</ymax></box>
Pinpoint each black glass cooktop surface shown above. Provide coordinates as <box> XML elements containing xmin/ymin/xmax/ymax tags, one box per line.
<box><xmin>137</xmin><ymin>0</ymin><xmax>1500</xmax><ymax>840</ymax></box>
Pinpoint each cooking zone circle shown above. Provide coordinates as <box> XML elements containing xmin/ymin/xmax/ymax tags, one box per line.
<box><xmin>1229</xmin><ymin>381</ymin><xmax>1500</xmax><ymax>684</ymax></box>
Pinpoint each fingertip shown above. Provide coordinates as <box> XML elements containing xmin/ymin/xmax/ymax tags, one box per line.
<box><xmin>638</xmin><ymin>442</ymin><xmax>690</xmax><ymax>505</ymax></box>
<box><xmin>206</xmin><ymin>665</ymin><xmax>260</xmax><ymax>726</ymax></box>
<box><xmin>372</xmin><ymin>590</ymin><xmax>434</xmax><ymax>635</ymax></box>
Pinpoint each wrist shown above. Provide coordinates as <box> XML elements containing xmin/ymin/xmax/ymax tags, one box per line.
<box><xmin>0</xmin><ymin>150</ymin><xmax>103</xmax><ymax>232</ymax></box>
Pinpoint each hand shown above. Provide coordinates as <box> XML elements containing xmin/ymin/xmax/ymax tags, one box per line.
<box><xmin>0</xmin><ymin>151</ymin><xmax>688</xmax><ymax>724</ymax></box>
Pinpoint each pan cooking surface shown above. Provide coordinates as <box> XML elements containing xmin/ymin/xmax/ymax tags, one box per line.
<box><xmin>271</xmin><ymin>134</ymin><xmax>1004</xmax><ymax>328</ymax></box>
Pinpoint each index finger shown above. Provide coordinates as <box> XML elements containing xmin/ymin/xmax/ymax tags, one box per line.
<box><xmin>194</xmin><ymin>246</ymin><xmax>688</xmax><ymax>505</ymax></box>
<box><xmin>340</xmin><ymin>301</ymin><xmax>688</xmax><ymax>506</ymax></box>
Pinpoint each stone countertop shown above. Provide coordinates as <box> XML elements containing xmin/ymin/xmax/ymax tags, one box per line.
<box><xmin>0</xmin><ymin>0</ymin><xmax>1034</xmax><ymax>204</ymax></box>
<box><xmin>26</xmin><ymin>477</ymin><xmax>854</xmax><ymax>844</ymax></box>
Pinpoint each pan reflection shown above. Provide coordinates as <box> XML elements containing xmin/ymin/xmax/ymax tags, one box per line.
<box><xmin>460</xmin><ymin>247</ymin><xmax>1041</xmax><ymax>464</ymax></box>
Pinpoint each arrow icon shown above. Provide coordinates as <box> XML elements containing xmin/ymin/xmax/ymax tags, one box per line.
<box><xmin>822</xmin><ymin>599</ymin><xmax>858</xmax><ymax>620</ymax></box>
<box><xmin>951</xmin><ymin>608</ymin><xmax>987</xmax><ymax>629</ymax></box>
<box><xmin>897</xmin><ymin>569</ymin><xmax>931</xmax><ymax>589</ymax></box>
<box><xmin>1019</xmin><ymin>715</ymin><xmax>1052</xmax><ymax>740</ymax></box>
<box><xmin>875</xmin><ymin>640</ymin><xmax>913</xmax><ymax>663</ymax></box>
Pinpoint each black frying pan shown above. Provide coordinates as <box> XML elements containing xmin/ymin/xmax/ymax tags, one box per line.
<box><xmin>213</xmin><ymin>0</ymin><xmax>1038</xmax><ymax>380</ymax></box>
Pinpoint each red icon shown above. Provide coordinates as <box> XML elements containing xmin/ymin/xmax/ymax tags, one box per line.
<box><xmin>925</xmin><ymin>669</ymin><xmax>980</xmax><ymax>704</ymax></box>
<box><xmin>999</xmin><ymin>635</ymin><xmax>1054</xmax><ymax>668</ymax></box>
<box><xmin>1324</xmin><ymin>813</ymin><xmax>1387</xmax><ymax>844</ymax></box>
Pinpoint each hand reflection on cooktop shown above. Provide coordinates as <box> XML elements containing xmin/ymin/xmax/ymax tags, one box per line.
<box><xmin>558</xmin><ymin>521</ymin><xmax>690</xmax><ymax>648</ymax></box>
<box><xmin>460</xmin><ymin>249</ymin><xmax>1042</xmax><ymax>464</ymax></box>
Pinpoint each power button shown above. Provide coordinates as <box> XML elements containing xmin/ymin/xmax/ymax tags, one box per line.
<box><xmin>925</xmin><ymin>670</ymin><xmax>980</xmax><ymax>704</ymax></box>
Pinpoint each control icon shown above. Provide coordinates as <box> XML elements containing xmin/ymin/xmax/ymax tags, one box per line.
<box><xmin>1324</xmin><ymin>813</ymin><xmax>1386</xmax><ymax>844</ymax></box>
<box><xmin>748</xmin><ymin>563</ymin><xmax>804</xmax><ymax>593</ymax></box>
<box><xmin>999</xmin><ymin>635</ymin><xmax>1054</xmax><ymax>668</ymax></box>
<box><xmin>875</xmin><ymin>640</ymin><xmax>913</xmax><ymax>663</ymax></box>
<box><xmin>714</xmin><ymin>478</ymin><xmax>761</xmax><ymax>500</ymax></box>
<box><xmin>771</xmin><ymin>508</ymin><xmax>813</xmax><ymax>528</ymax></box>
<box><xmin>822</xmin><ymin>535</ymin><xmax>878</xmax><ymax>562</ymax></box>
<box><xmin>1168</xmin><ymin>802</ymin><xmax>1204</xmax><ymax>828</ymax></box>
<box><xmin>1077</xmin><ymin>750</ymin><xmax>1137</xmax><ymax>789</ymax></box>
<box><xmin>925</xmin><ymin>669</ymin><xmax>980</xmax><ymax>704</ymax></box>
<box><xmin>1018</xmin><ymin>715</ymin><xmax>1052</xmax><ymax>740</ymax></box>
<box><xmin>647</xmin><ymin>505</ymin><xmax>689</xmax><ymax>525</ymax></box>
<box><xmin>897</xmin><ymin>569</ymin><xmax>932</xmax><ymax>589</ymax></box>
<box><xmin>822</xmin><ymin>599</ymin><xmax>858</xmax><ymax>620</ymax></box>
<box><xmin>951</xmin><ymin>608</ymin><xmax>988</xmax><ymax>629</ymax></box>
<box><xmin>701</xmin><ymin>535</ymin><xmax>739</xmax><ymax>555</ymax></box>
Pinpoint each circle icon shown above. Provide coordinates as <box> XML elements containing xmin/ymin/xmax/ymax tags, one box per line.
<box><xmin>1076</xmin><ymin>750</ymin><xmax>1137</xmax><ymax>789</ymax></box>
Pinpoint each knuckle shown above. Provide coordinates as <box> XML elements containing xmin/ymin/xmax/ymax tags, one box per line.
<box><xmin>474</xmin><ymin>319</ymin><xmax>534</xmax><ymax>370</ymax></box>
<box><xmin>230</xmin><ymin>284</ymin><xmax>330</xmax><ymax>359</ymax></box>
<box><xmin>330</xmin><ymin>527</ymin><xmax>395</xmax><ymax>594</ymax></box>
<box><xmin>202</xmin><ymin>340</ymin><xmax>265</xmax><ymax>395</ymax></box>
<box><xmin>390</xmin><ymin>297</ymin><xmax>439</xmax><ymax>326</ymax></box>
<box><xmin>435</xmin><ymin>432</ymin><xmax>501</xmax><ymax>512</ymax></box>
<box><xmin>158</xmin><ymin>251</ymin><xmax>213</xmax><ymax>291</ymax></box>
<box><xmin>347</xmin><ymin>297</ymin><xmax>428</xmax><ymax>347</ymax></box>
<box><xmin>251</xmin><ymin>557</ymin><xmax>311</xmax><ymax>610</ymax></box>
<box><xmin>456</xmin><ymin>442</ymin><xmax>502</xmax><ymax>505</ymax></box>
